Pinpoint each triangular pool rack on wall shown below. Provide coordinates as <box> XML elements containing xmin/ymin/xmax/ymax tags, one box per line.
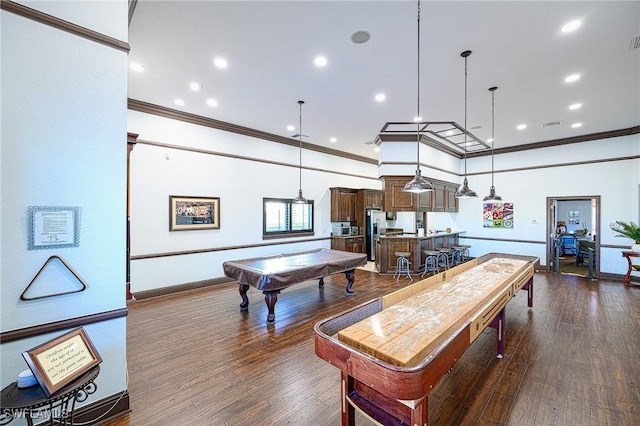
<box><xmin>21</xmin><ymin>255</ymin><xmax>87</xmax><ymax>301</ymax></box>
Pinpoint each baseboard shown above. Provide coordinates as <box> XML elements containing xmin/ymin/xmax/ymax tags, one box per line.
<box><xmin>131</xmin><ymin>276</ymin><xmax>235</xmax><ymax>301</ymax></box>
<box><xmin>72</xmin><ymin>390</ymin><xmax>130</xmax><ymax>425</ymax></box>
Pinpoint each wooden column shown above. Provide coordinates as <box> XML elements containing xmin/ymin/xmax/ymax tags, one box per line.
<box><xmin>126</xmin><ymin>132</ymin><xmax>138</xmax><ymax>300</ymax></box>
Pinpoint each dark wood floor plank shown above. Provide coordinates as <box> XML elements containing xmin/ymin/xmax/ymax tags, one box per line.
<box><xmin>102</xmin><ymin>269</ymin><xmax>640</xmax><ymax>426</ymax></box>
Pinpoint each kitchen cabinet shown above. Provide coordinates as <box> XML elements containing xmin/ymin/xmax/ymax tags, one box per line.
<box><xmin>446</xmin><ymin>183</ymin><xmax>459</xmax><ymax>212</ymax></box>
<box><xmin>381</xmin><ymin>176</ymin><xmax>432</xmax><ymax>212</ymax></box>
<box><xmin>381</xmin><ymin>176</ymin><xmax>457</xmax><ymax>213</ymax></box>
<box><xmin>330</xmin><ymin>188</ymin><xmax>357</xmax><ymax>222</ymax></box>
<box><xmin>331</xmin><ymin>236</ymin><xmax>365</xmax><ymax>253</ymax></box>
<box><xmin>363</xmin><ymin>189</ymin><xmax>382</xmax><ymax>210</ymax></box>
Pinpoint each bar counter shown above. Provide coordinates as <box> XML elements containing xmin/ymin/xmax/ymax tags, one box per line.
<box><xmin>375</xmin><ymin>230</ymin><xmax>465</xmax><ymax>275</ymax></box>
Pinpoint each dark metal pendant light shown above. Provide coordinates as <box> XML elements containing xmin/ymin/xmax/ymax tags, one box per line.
<box><xmin>483</xmin><ymin>86</ymin><xmax>503</xmax><ymax>202</ymax></box>
<box><xmin>455</xmin><ymin>50</ymin><xmax>477</xmax><ymax>199</ymax></box>
<box><xmin>292</xmin><ymin>100</ymin><xmax>307</xmax><ymax>204</ymax></box>
<box><xmin>403</xmin><ymin>0</ymin><xmax>433</xmax><ymax>194</ymax></box>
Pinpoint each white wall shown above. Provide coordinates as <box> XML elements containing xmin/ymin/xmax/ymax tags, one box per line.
<box><xmin>129</xmin><ymin>106</ymin><xmax>638</xmax><ymax>292</ymax></box>
<box><xmin>455</xmin><ymin>134</ymin><xmax>640</xmax><ymax>274</ymax></box>
<box><xmin>1</xmin><ymin>0</ymin><xmax>128</xmax><ymax>413</ymax></box>
<box><xmin>128</xmin><ymin>110</ymin><xmax>380</xmax><ymax>293</ymax></box>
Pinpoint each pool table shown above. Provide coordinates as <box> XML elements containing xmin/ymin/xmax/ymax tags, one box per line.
<box><xmin>223</xmin><ymin>248</ymin><xmax>367</xmax><ymax>324</ymax></box>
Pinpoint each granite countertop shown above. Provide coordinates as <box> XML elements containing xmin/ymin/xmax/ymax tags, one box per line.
<box><xmin>377</xmin><ymin>230</ymin><xmax>464</xmax><ymax>239</ymax></box>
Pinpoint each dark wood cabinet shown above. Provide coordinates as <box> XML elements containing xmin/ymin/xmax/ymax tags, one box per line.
<box><xmin>330</xmin><ymin>188</ymin><xmax>357</xmax><ymax>222</ymax></box>
<box><xmin>364</xmin><ymin>189</ymin><xmax>382</xmax><ymax>210</ymax></box>
<box><xmin>331</xmin><ymin>236</ymin><xmax>365</xmax><ymax>253</ymax></box>
<box><xmin>446</xmin><ymin>183</ymin><xmax>459</xmax><ymax>212</ymax></box>
<box><xmin>381</xmin><ymin>176</ymin><xmax>458</xmax><ymax>213</ymax></box>
<box><xmin>432</xmin><ymin>182</ymin><xmax>446</xmax><ymax>212</ymax></box>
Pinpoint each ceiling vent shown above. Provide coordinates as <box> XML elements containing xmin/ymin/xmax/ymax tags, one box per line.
<box><xmin>630</xmin><ymin>35</ymin><xmax>640</xmax><ymax>51</ymax></box>
<box><xmin>541</xmin><ymin>121</ymin><xmax>562</xmax><ymax>128</ymax></box>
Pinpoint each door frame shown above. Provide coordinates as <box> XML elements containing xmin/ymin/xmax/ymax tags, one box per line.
<box><xmin>546</xmin><ymin>195</ymin><xmax>601</xmax><ymax>278</ymax></box>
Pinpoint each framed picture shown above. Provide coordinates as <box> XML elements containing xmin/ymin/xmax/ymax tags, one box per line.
<box><xmin>27</xmin><ymin>206</ymin><xmax>81</xmax><ymax>250</ymax></box>
<box><xmin>169</xmin><ymin>196</ymin><xmax>220</xmax><ymax>231</ymax></box>
<box><xmin>22</xmin><ymin>327</ymin><xmax>102</xmax><ymax>397</ymax></box>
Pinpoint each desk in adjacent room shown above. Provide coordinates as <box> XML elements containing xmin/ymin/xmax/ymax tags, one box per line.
<box><xmin>223</xmin><ymin>248</ymin><xmax>367</xmax><ymax>324</ymax></box>
<box><xmin>622</xmin><ymin>251</ymin><xmax>640</xmax><ymax>286</ymax></box>
<box><xmin>314</xmin><ymin>253</ymin><xmax>539</xmax><ymax>426</ymax></box>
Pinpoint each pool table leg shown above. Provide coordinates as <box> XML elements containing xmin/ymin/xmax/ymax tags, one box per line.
<box><xmin>344</xmin><ymin>269</ymin><xmax>356</xmax><ymax>296</ymax></box>
<box><xmin>239</xmin><ymin>284</ymin><xmax>250</xmax><ymax>310</ymax></box>
<box><xmin>264</xmin><ymin>290</ymin><xmax>281</xmax><ymax>325</ymax></box>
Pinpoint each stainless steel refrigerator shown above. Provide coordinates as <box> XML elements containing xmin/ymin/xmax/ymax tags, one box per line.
<box><xmin>366</xmin><ymin>210</ymin><xmax>386</xmax><ymax>261</ymax></box>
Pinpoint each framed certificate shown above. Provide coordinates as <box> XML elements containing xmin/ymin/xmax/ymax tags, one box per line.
<box><xmin>22</xmin><ymin>327</ymin><xmax>102</xmax><ymax>397</ymax></box>
<box><xmin>28</xmin><ymin>206</ymin><xmax>81</xmax><ymax>250</ymax></box>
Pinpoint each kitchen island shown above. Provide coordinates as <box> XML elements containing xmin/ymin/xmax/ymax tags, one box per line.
<box><xmin>375</xmin><ymin>230</ymin><xmax>465</xmax><ymax>275</ymax></box>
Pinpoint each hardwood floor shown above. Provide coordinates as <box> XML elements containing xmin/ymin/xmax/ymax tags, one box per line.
<box><xmin>103</xmin><ymin>268</ymin><xmax>640</xmax><ymax>426</ymax></box>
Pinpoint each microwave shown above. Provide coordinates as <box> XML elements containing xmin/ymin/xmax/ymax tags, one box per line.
<box><xmin>332</xmin><ymin>226</ymin><xmax>350</xmax><ymax>236</ymax></box>
<box><xmin>349</xmin><ymin>226</ymin><xmax>359</xmax><ymax>235</ymax></box>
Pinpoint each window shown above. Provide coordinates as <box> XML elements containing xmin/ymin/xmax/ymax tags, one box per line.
<box><xmin>263</xmin><ymin>198</ymin><xmax>314</xmax><ymax>237</ymax></box>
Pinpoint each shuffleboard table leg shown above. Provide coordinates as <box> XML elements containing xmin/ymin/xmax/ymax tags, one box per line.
<box><xmin>239</xmin><ymin>284</ymin><xmax>250</xmax><ymax>311</ymax></box>
<box><xmin>344</xmin><ymin>269</ymin><xmax>356</xmax><ymax>296</ymax></box>
<box><xmin>526</xmin><ymin>277</ymin><xmax>534</xmax><ymax>307</ymax></box>
<box><xmin>263</xmin><ymin>290</ymin><xmax>280</xmax><ymax>325</ymax></box>
<box><xmin>410</xmin><ymin>397</ymin><xmax>428</xmax><ymax>426</ymax></box>
<box><xmin>341</xmin><ymin>372</ymin><xmax>356</xmax><ymax>426</ymax></box>
<box><xmin>493</xmin><ymin>308</ymin><xmax>506</xmax><ymax>358</ymax></box>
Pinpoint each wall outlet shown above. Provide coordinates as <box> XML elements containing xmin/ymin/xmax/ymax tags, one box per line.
<box><xmin>531</xmin><ymin>219</ymin><xmax>537</xmax><ymax>224</ymax></box>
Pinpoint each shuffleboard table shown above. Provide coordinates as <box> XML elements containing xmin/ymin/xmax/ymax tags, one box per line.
<box><xmin>314</xmin><ymin>252</ymin><xmax>539</xmax><ymax>425</ymax></box>
<box><xmin>223</xmin><ymin>248</ymin><xmax>367</xmax><ymax>324</ymax></box>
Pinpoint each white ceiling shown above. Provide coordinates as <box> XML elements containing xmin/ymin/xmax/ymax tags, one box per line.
<box><xmin>127</xmin><ymin>1</ymin><xmax>640</xmax><ymax>160</ymax></box>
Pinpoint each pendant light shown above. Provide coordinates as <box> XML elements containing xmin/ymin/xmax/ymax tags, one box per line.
<box><xmin>455</xmin><ymin>50</ymin><xmax>477</xmax><ymax>199</ymax></box>
<box><xmin>292</xmin><ymin>100</ymin><xmax>307</xmax><ymax>204</ymax></box>
<box><xmin>483</xmin><ymin>86</ymin><xmax>503</xmax><ymax>202</ymax></box>
<box><xmin>403</xmin><ymin>0</ymin><xmax>433</xmax><ymax>193</ymax></box>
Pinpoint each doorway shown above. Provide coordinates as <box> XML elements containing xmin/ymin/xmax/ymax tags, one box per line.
<box><xmin>547</xmin><ymin>196</ymin><xmax>600</xmax><ymax>278</ymax></box>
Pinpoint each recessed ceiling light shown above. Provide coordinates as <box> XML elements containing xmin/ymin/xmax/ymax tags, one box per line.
<box><xmin>414</xmin><ymin>116</ymin><xmax>422</xmax><ymax>122</ymax></box>
<box><xmin>374</xmin><ymin>93</ymin><xmax>386</xmax><ymax>102</ymax></box>
<box><xmin>569</xmin><ymin>103</ymin><xmax>582</xmax><ymax>110</ymax></box>
<box><xmin>445</xmin><ymin>130</ymin><xmax>455</xmax><ymax>136</ymax></box>
<box><xmin>329</xmin><ymin>137</ymin><xmax>337</xmax><ymax>143</ymax></box>
<box><xmin>314</xmin><ymin>56</ymin><xmax>328</xmax><ymax>67</ymax></box>
<box><xmin>572</xmin><ymin>122</ymin><xmax>583</xmax><ymax>128</ymax></box>
<box><xmin>287</xmin><ymin>125</ymin><xmax>295</xmax><ymax>132</ymax></box>
<box><xmin>130</xmin><ymin>63</ymin><xmax>145</xmax><ymax>72</ymax></box>
<box><xmin>213</xmin><ymin>57</ymin><xmax>228</xmax><ymax>69</ymax></box>
<box><xmin>206</xmin><ymin>99</ymin><xmax>218</xmax><ymax>107</ymax></box>
<box><xmin>374</xmin><ymin>146</ymin><xmax>380</xmax><ymax>152</ymax></box>
<box><xmin>565</xmin><ymin>74</ymin><xmax>580</xmax><ymax>83</ymax></box>
<box><xmin>174</xmin><ymin>99</ymin><xmax>185</xmax><ymax>106</ymax></box>
<box><xmin>487</xmin><ymin>138</ymin><xmax>494</xmax><ymax>143</ymax></box>
<box><xmin>561</xmin><ymin>20</ymin><xmax>582</xmax><ymax>33</ymax></box>
<box><xmin>190</xmin><ymin>82</ymin><xmax>203</xmax><ymax>91</ymax></box>
<box><xmin>517</xmin><ymin>124</ymin><xmax>527</xmax><ymax>130</ymax></box>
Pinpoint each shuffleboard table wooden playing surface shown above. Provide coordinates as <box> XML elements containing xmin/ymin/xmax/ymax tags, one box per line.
<box><xmin>223</xmin><ymin>248</ymin><xmax>367</xmax><ymax>324</ymax></box>
<box><xmin>314</xmin><ymin>252</ymin><xmax>539</xmax><ymax>425</ymax></box>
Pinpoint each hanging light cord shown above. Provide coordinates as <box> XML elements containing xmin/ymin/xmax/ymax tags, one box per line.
<box><xmin>298</xmin><ymin>100</ymin><xmax>303</xmax><ymax>191</ymax></box>
<box><xmin>415</xmin><ymin>0</ymin><xmax>421</xmax><ymax>167</ymax></box>
<box><xmin>490</xmin><ymin>89</ymin><xmax>495</xmax><ymax>187</ymax></box>
<box><xmin>463</xmin><ymin>52</ymin><xmax>468</xmax><ymax>176</ymax></box>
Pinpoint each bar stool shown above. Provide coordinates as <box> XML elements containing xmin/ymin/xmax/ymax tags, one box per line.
<box><xmin>456</xmin><ymin>245</ymin><xmax>471</xmax><ymax>262</ymax></box>
<box><xmin>435</xmin><ymin>248</ymin><xmax>450</xmax><ymax>272</ymax></box>
<box><xmin>422</xmin><ymin>250</ymin><xmax>439</xmax><ymax>277</ymax></box>
<box><xmin>393</xmin><ymin>252</ymin><xmax>412</xmax><ymax>281</ymax></box>
<box><xmin>449</xmin><ymin>246</ymin><xmax>463</xmax><ymax>266</ymax></box>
